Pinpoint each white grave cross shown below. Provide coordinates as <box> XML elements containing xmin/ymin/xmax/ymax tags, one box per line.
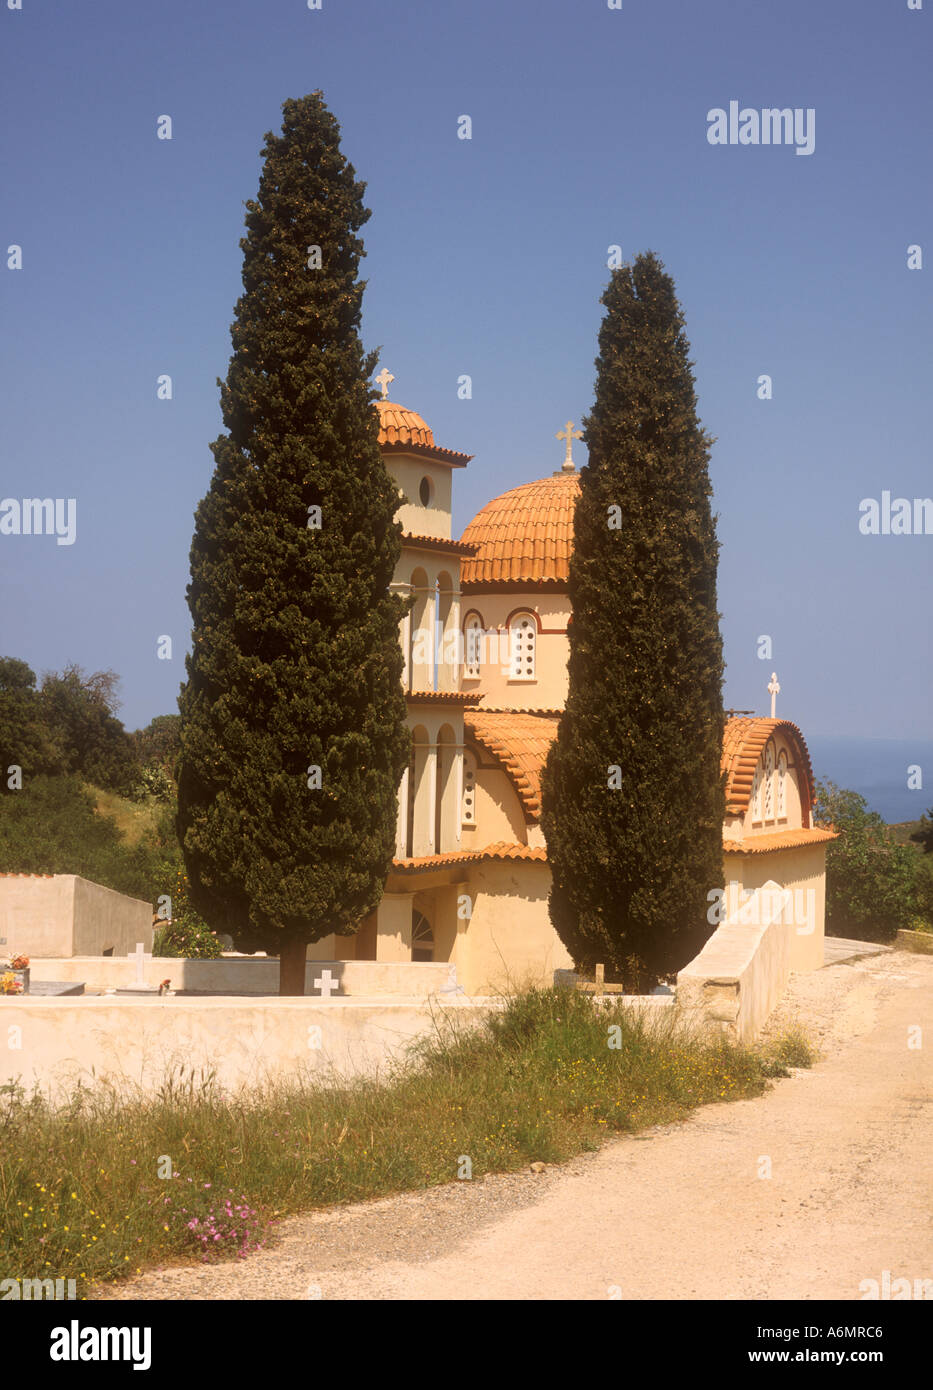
<box><xmin>313</xmin><ymin>968</ymin><xmax>339</xmax><ymax>998</ymax></box>
<box><xmin>127</xmin><ymin>941</ymin><xmax>152</xmax><ymax>987</ymax></box>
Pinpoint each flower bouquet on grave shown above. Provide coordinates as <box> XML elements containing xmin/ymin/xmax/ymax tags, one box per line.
<box><xmin>1</xmin><ymin>971</ymin><xmax>24</xmax><ymax>996</ymax></box>
<box><xmin>4</xmin><ymin>955</ymin><xmax>30</xmax><ymax>993</ymax></box>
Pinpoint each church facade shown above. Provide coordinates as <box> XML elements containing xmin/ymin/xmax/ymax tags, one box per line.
<box><xmin>307</xmin><ymin>390</ymin><xmax>835</xmax><ymax>992</ymax></box>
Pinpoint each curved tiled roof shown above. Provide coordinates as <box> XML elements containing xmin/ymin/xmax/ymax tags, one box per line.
<box><xmin>723</xmin><ymin>827</ymin><xmax>837</xmax><ymax>854</ymax></box>
<box><xmin>375</xmin><ymin>400</ymin><xmax>472</xmax><ymax>466</ymax></box>
<box><xmin>721</xmin><ymin>717</ymin><xmax>816</xmax><ymax>820</ymax></box>
<box><xmin>407</xmin><ymin>691</ymin><xmax>483</xmax><ymax>705</ymax></box>
<box><xmin>376</xmin><ymin>400</ymin><xmax>435</xmax><ymax>449</ymax></box>
<box><xmin>391</xmin><ymin>842</ymin><xmax>548</xmax><ymax>872</ymax></box>
<box><xmin>462</xmin><ymin>712</ymin><xmax>819</xmax><ymax>834</ymax></box>
<box><xmin>402</xmin><ymin>533</ymin><xmax>478</xmax><ymax>557</ymax></box>
<box><xmin>465</xmin><ymin>710</ymin><xmax>561</xmax><ymax>821</ymax></box>
<box><xmin>459</xmin><ymin>472</ymin><xmax>581</xmax><ymax>589</ymax></box>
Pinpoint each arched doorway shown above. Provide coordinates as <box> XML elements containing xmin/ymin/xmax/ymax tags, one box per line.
<box><xmin>412</xmin><ymin>910</ymin><xmax>434</xmax><ymax>962</ymax></box>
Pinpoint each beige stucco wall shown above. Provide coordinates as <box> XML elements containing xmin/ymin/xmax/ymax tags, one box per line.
<box><xmin>72</xmin><ymin>877</ymin><xmax>153</xmax><ymax>956</ymax></box>
<box><xmin>0</xmin><ymin>875</ymin><xmax>75</xmax><ymax>956</ymax></box>
<box><xmin>0</xmin><ymin>875</ymin><xmax>151</xmax><ymax>959</ymax></box>
<box><xmin>723</xmin><ymin>844</ymin><xmax>826</xmax><ymax>971</ymax></box>
<box><xmin>0</xmin><ymin>995</ymin><xmax>495</xmax><ymax>1102</ymax></box>
<box><xmin>452</xmin><ymin>859</ymin><xmax>572</xmax><ymax>994</ymax></box>
<box><xmin>463</xmin><ymin>760</ymin><xmax>529</xmax><ymax>848</ymax></box>
<box><xmin>386</xmin><ymin>454</ymin><xmax>453</xmax><ymax>540</ymax></box>
<box><xmin>461</xmin><ymin>591</ymin><xmax>570</xmax><ymax>709</ymax></box>
<box><xmin>375</xmin><ymin>892</ymin><xmax>415</xmax><ymax>962</ymax></box>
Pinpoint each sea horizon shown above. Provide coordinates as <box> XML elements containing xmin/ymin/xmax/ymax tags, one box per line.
<box><xmin>805</xmin><ymin>735</ymin><xmax>933</xmax><ymax>826</ymax></box>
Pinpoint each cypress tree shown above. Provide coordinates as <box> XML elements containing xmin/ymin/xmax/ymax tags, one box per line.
<box><xmin>540</xmin><ymin>252</ymin><xmax>724</xmax><ymax>990</ymax></box>
<box><xmin>176</xmin><ymin>93</ymin><xmax>410</xmax><ymax>995</ymax></box>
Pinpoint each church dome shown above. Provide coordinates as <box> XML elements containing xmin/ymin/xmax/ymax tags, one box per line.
<box><xmin>376</xmin><ymin>400</ymin><xmax>435</xmax><ymax>449</ymax></box>
<box><xmin>459</xmin><ymin>471</ymin><xmax>581</xmax><ymax>589</ymax></box>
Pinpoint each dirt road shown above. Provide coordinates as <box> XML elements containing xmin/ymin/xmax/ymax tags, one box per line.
<box><xmin>97</xmin><ymin>950</ymin><xmax>933</xmax><ymax>1301</ymax></box>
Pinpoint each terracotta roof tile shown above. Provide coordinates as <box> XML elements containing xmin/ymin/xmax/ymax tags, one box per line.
<box><xmin>474</xmin><ymin>706</ymin><xmax>563</xmax><ymax>717</ymax></box>
<box><xmin>402</xmin><ymin>533</ymin><xmax>478</xmax><ymax>557</ymax></box>
<box><xmin>391</xmin><ymin>830</ymin><xmax>834</xmax><ymax>874</ymax></box>
<box><xmin>407</xmin><ymin>691</ymin><xmax>483</xmax><ymax>705</ymax></box>
<box><xmin>376</xmin><ymin>400</ymin><xmax>435</xmax><ymax>449</ymax></box>
<box><xmin>721</xmin><ymin>717</ymin><xmax>816</xmax><ymax>819</ymax></box>
<box><xmin>376</xmin><ymin>401</ymin><xmax>472</xmax><ymax>467</ymax></box>
<box><xmin>463</xmin><ymin>713</ymin><xmax>820</xmax><ymax>837</ymax></box>
<box><xmin>460</xmin><ymin>473</ymin><xmax>580</xmax><ymax>589</ymax></box>
<box><xmin>723</xmin><ymin>827</ymin><xmax>838</xmax><ymax>854</ymax></box>
<box><xmin>465</xmin><ymin>710</ymin><xmax>561</xmax><ymax>820</ymax></box>
<box><xmin>391</xmin><ymin>842</ymin><xmax>548</xmax><ymax>872</ymax></box>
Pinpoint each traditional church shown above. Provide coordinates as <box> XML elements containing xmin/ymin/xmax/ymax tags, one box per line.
<box><xmin>308</xmin><ymin>378</ymin><xmax>836</xmax><ymax>992</ymax></box>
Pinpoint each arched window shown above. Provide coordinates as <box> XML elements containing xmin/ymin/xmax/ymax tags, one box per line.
<box><xmin>751</xmin><ymin>760</ymin><xmax>764</xmax><ymax>823</ymax></box>
<box><xmin>763</xmin><ymin>742</ymin><xmax>775</xmax><ymax>822</ymax></box>
<box><xmin>464</xmin><ymin>614</ymin><xmax>483</xmax><ymax>680</ymax></box>
<box><xmin>462</xmin><ymin>751</ymin><xmax>476</xmax><ymax>826</ymax></box>
<box><xmin>435</xmin><ymin>724</ymin><xmax>456</xmax><ymax>853</ymax></box>
<box><xmin>412</xmin><ymin>911</ymin><xmax>434</xmax><ymax>963</ymax></box>
<box><xmin>405</xmin><ymin>742</ymin><xmax>417</xmax><ymax>857</ymax></box>
<box><xmin>408</xmin><ymin>567</ymin><xmax>431</xmax><ymax>692</ymax></box>
<box><xmin>777</xmin><ymin>750</ymin><xmax>788</xmax><ymax>819</ymax></box>
<box><xmin>509</xmin><ymin>613</ymin><xmax>537</xmax><ymax>681</ymax></box>
<box><xmin>436</xmin><ymin>571</ymin><xmax>454</xmax><ymax>692</ymax></box>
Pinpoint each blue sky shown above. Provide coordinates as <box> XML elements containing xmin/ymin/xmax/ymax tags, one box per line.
<box><xmin>1</xmin><ymin>0</ymin><xmax>930</xmax><ymax>755</ymax></box>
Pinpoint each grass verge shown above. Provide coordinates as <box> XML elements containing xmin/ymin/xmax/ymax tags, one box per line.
<box><xmin>0</xmin><ymin>987</ymin><xmax>814</xmax><ymax>1293</ymax></box>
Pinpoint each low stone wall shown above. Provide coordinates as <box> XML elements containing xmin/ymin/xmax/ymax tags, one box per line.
<box><xmin>0</xmin><ymin>874</ymin><xmax>152</xmax><ymax>958</ymax></box>
<box><xmin>27</xmin><ymin>957</ymin><xmax>455</xmax><ymax>997</ymax></box>
<box><xmin>676</xmin><ymin>880</ymin><xmax>802</xmax><ymax>1042</ymax></box>
<box><xmin>0</xmin><ymin>995</ymin><xmax>495</xmax><ymax>1102</ymax></box>
<box><xmin>896</xmin><ymin>929</ymin><xmax>933</xmax><ymax>955</ymax></box>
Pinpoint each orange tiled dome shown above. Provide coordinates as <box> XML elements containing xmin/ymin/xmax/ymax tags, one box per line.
<box><xmin>375</xmin><ymin>400</ymin><xmax>435</xmax><ymax>449</ymax></box>
<box><xmin>459</xmin><ymin>472</ymin><xmax>581</xmax><ymax>589</ymax></box>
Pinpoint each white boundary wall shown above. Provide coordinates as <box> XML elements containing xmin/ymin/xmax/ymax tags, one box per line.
<box><xmin>676</xmin><ymin>879</ymin><xmax>806</xmax><ymax>1042</ymax></box>
<box><xmin>0</xmin><ymin>995</ymin><xmax>496</xmax><ymax>1103</ymax></box>
<box><xmin>0</xmin><ymin>875</ymin><xmax>152</xmax><ymax>957</ymax></box>
<box><xmin>27</xmin><ymin>957</ymin><xmax>454</xmax><ymax>997</ymax></box>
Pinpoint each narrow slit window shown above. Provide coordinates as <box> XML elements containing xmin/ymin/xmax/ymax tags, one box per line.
<box><xmin>510</xmin><ymin>614</ymin><xmax>536</xmax><ymax>681</ymax></box>
<box><xmin>462</xmin><ymin>753</ymin><xmax>476</xmax><ymax>826</ymax></box>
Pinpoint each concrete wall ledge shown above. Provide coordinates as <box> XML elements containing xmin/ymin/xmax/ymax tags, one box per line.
<box><xmin>26</xmin><ymin>956</ymin><xmax>455</xmax><ymax>997</ymax></box>
<box><xmin>0</xmin><ymin>995</ymin><xmax>498</xmax><ymax>1103</ymax></box>
<box><xmin>1</xmin><ymin>993</ymin><xmax>498</xmax><ymax>1010</ymax></box>
<box><xmin>676</xmin><ymin>880</ymin><xmax>798</xmax><ymax>1042</ymax></box>
<box><xmin>896</xmin><ymin>929</ymin><xmax>933</xmax><ymax>955</ymax></box>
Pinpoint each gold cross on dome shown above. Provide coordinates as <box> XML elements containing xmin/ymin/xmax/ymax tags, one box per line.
<box><xmin>556</xmin><ymin>420</ymin><xmax>583</xmax><ymax>471</ymax></box>
<box><xmin>375</xmin><ymin>367</ymin><xmax>395</xmax><ymax>400</ymax></box>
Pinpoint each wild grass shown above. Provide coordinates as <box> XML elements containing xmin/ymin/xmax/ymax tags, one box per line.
<box><xmin>89</xmin><ymin>786</ymin><xmax>161</xmax><ymax>847</ymax></box>
<box><xmin>0</xmin><ymin>987</ymin><xmax>813</xmax><ymax>1293</ymax></box>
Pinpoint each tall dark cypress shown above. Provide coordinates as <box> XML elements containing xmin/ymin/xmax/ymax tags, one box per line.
<box><xmin>176</xmin><ymin>93</ymin><xmax>410</xmax><ymax>995</ymax></box>
<box><xmin>541</xmin><ymin>253</ymin><xmax>724</xmax><ymax>989</ymax></box>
